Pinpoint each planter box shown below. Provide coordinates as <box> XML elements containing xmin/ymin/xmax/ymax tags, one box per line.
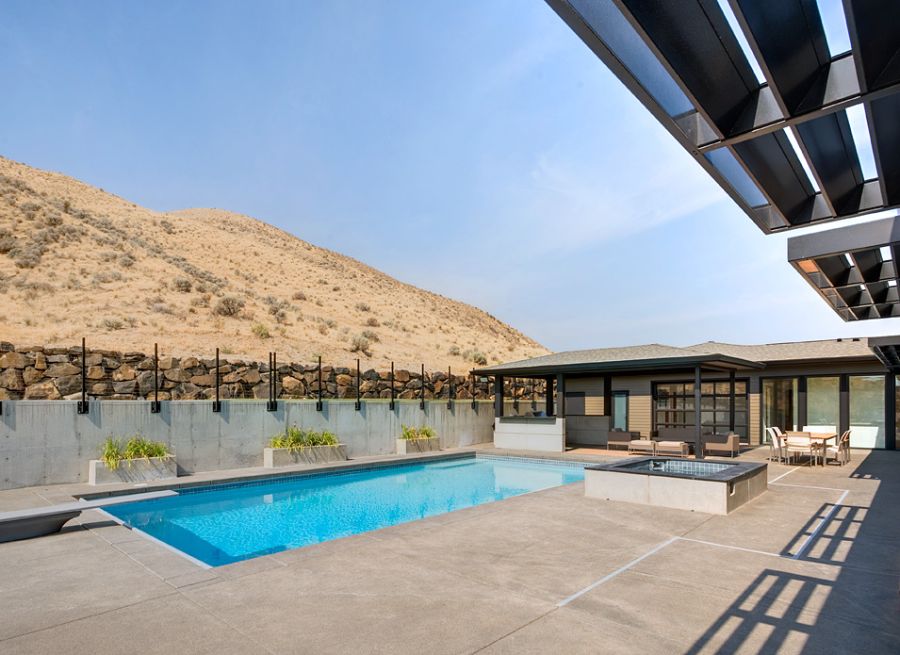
<box><xmin>396</xmin><ymin>437</ymin><xmax>440</xmax><ymax>455</ymax></box>
<box><xmin>264</xmin><ymin>444</ymin><xmax>349</xmax><ymax>468</ymax></box>
<box><xmin>88</xmin><ymin>456</ymin><xmax>177</xmax><ymax>486</ymax></box>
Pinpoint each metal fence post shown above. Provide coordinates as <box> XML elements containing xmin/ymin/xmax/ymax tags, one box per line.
<box><xmin>419</xmin><ymin>363</ymin><xmax>425</xmax><ymax>410</ymax></box>
<box><xmin>390</xmin><ymin>361</ymin><xmax>395</xmax><ymax>411</ymax></box>
<box><xmin>150</xmin><ymin>343</ymin><xmax>161</xmax><ymax>413</ymax></box>
<box><xmin>77</xmin><ymin>337</ymin><xmax>89</xmax><ymax>414</ymax></box>
<box><xmin>316</xmin><ymin>355</ymin><xmax>323</xmax><ymax>411</ymax></box>
<box><xmin>355</xmin><ymin>358</ymin><xmax>361</xmax><ymax>411</ymax></box>
<box><xmin>267</xmin><ymin>352</ymin><xmax>277</xmax><ymax>411</ymax></box>
<box><xmin>212</xmin><ymin>347</ymin><xmax>221</xmax><ymax>413</ymax></box>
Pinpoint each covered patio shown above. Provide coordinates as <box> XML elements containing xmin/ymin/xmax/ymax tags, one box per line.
<box><xmin>475</xmin><ymin>347</ymin><xmax>764</xmax><ymax>459</ymax></box>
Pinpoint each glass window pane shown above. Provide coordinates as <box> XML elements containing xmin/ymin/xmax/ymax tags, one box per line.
<box><xmin>734</xmin><ymin>397</ymin><xmax>747</xmax><ymax>412</ymax></box>
<box><xmin>701</xmin><ymin>383</ymin><xmax>714</xmax><ymax>394</ymax></box>
<box><xmin>763</xmin><ymin>378</ymin><xmax>799</xmax><ymax>433</ymax></box>
<box><xmin>735</xmin><ymin>381</ymin><xmax>747</xmax><ymax>394</ymax></box>
<box><xmin>705</xmin><ymin>149</ymin><xmax>768</xmax><ymax>207</ymax></box>
<box><xmin>807</xmin><ymin>377</ymin><xmax>839</xmax><ymax>431</ymax></box>
<box><xmin>715</xmin><ymin>382</ymin><xmax>729</xmax><ymax>395</ymax></box>
<box><xmin>734</xmin><ymin>411</ymin><xmax>747</xmax><ymax>426</ymax></box>
<box><xmin>701</xmin><ymin>412</ymin><xmax>714</xmax><ymax>425</ymax></box>
<box><xmin>850</xmin><ymin>376</ymin><xmax>885</xmax><ymax>448</ymax></box>
<box><xmin>701</xmin><ymin>397</ymin><xmax>715</xmax><ymax>411</ymax></box>
<box><xmin>715</xmin><ymin>411</ymin><xmax>729</xmax><ymax>424</ymax></box>
<box><xmin>715</xmin><ymin>397</ymin><xmax>731</xmax><ymax>411</ymax></box>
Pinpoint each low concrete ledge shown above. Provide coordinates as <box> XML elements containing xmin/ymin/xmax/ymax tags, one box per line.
<box><xmin>494</xmin><ymin>417</ymin><xmax>565</xmax><ymax>453</ymax></box>
<box><xmin>88</xmin><ymin>456</ymin><xmax>177</xmax><ymax>486</ymax></box>
<box><xmin>396</xmin><ymin>437</ymin><xmax>440</xmax><ymax>455</ymax></box>
<box><xmin>263</xmin><ymin>445</ymin><xmax>349</xmax><ymax>468</ymax></box>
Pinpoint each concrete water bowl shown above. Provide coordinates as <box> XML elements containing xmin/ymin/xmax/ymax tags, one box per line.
<box><xmin>584</xmin><ymin>457</ymin><xmax>767</xmax><ymax>515</ymax></box>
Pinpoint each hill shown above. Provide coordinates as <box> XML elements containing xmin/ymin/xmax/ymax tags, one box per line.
<box><xmin>0</xmin><ymin>156</ymin><xmax>547</xmax><ymax>368</ymax></box>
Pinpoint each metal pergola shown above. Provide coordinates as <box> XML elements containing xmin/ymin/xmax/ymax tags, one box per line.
<box><xmin>788</xmin><ymin>215</ymin><xmax>900</xmax><ymax>320</ymax></box>
<box><xmin>545</xmin><ymin>0</ymin><xmax>900</xmax><ymax>233</ymax></box>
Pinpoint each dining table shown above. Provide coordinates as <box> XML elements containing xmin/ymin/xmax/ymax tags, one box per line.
<box><xmin>784</xmin><ymin>431</ymin><xmax>837</xmax><ymax>466</ymax></box>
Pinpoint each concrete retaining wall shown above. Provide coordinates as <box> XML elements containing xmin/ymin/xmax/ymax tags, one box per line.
<box><xmin>0</xmin><ymin>399</ymin><xmax>503</xmax><ymax>490</ymax></box>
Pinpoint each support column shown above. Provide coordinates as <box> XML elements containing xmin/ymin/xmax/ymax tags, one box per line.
<box><xmin>556</xmin><ymin>374</ymin><xmax>566</xmax><ymax>418</ymax></box>
<box><xmin>545</xmin><ymin>375</ymin><xmax>554</xmax><ymax>416</ymax></box>
<box><xmin>798</xmin><ymin>376</ymin><xmax>808</xmax><ymax>430</ymax></box>
<box><xmin>603</xmin><ymin>374</ymin><xmax>613</xmax><ymax>417</ymax></box>
<box><xmin>729</xmin><ymin>370</ymin><xmax>736</xmax><ymax>432</ymax></box>
<box><xmin>695</xmin><ymin>366</ymin><xmax>703</xmax><ymax>459</ymax></box>
<box><xmin>839</xmin><ymin>374</ymin><xmax>850</xmax><ymax>437</ymax></box>
<box><xmin>493</xmin><ymin>375</ymin><xmax>504</xmax><ymax>418</ymax></box>
<box><xmin>886</xmin><ymin>373</ymin><xmax>896</xmax><ymax>451</ymax></box>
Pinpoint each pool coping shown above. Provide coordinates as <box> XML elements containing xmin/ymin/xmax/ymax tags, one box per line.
<box><xmin>586</xmin><ymin>457</ymin><xmax>767</xmax><ymax>484</ymax></box>
<box><xmin>77</xmin><ymin>450</ymin><xmax>476</xmax><ymax>501</ymax></box>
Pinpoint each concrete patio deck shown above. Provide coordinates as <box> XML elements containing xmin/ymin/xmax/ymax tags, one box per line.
<box><xmin>0</xmin><ymin>447</ymin><xmax>897</xmax><ymax>654</ymax></box>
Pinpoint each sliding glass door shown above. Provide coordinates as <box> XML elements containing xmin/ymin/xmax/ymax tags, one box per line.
<box><xmin>762</xmin><ymin>378</ymin><xmax>798</xmax><ymax>438</ymax></box>
<box><xmin>850</xmin><ymin>376</ymin><xmax>885</xmax><ymax>448</ymax></box>
<box><xmin>806</xmin><ymin>376</ymin><xmax>839</xmax><ymax>433</ymax></box>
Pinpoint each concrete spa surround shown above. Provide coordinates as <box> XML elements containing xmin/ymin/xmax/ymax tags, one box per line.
<box><xmin>584</xmin><ymin>458</ymin><xmax>768</xmax><ymax>515</ymax></box>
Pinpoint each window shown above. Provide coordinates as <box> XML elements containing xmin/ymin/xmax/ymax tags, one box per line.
<box><xmin>850</xmin><ymin>376</ymin><xmax>885</xmax><ymax>449</ymax></box>
<box><xmin>612</xmin><ymin>391</ymin><xmax>628</xmax><ymax>431</ymax></box>
<box><xmin>763</xmin><ymin>378</ymin><xmax>799</xmax><ymax>436</ymax></box>
<box><xmin>654</xmin><ymin>380</ymin><xmax>748</xmax><ymax>439</ymax></box>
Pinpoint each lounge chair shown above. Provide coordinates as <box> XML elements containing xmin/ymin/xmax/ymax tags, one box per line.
<box><xmin>656</xmin><ymin>440</ymin><xmax>689</xmax><ymax>458</ymax></box>
<box><xmin>607</xmin><ymin>429</ymin><xmax>640</xmax><ymax>452</ymax></box>
<box><xmin>628</xmin><ymin>439</ymin><xmax>656</xmax><ymax>455</ymax></box>
<box><xmin>705</xmin><ymin>432</ymin><xmax>741</xmax><ymax>458</ymax></box>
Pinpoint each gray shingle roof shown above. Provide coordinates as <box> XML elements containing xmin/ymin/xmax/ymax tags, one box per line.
<box><xmin>475</xmin><ymin>337</ymin><xmax>881</xmax><ymax>374</ymax></box>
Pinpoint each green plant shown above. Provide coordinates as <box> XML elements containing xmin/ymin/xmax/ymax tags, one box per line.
<box><xmin>252</xmin><ymin>323</ymin><xmax>271</xmax><ymax>339</ymax></box>
<box><xmin>270</xmin><ymin>425</ymin><xmax>339</xmax><ymax>451</ymax></box>
<box><xmin>400</xmin><ymin>425</ymin><xmax>436</xmax><ymax>440</ymax></box>
<box><xmin>99</xmin><ymin>435</ymin><xmax>169</xmax><ymax>470</ymax></box>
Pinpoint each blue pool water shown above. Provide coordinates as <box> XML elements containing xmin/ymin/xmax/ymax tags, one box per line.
<box><xmin>105</xmin><ymin>456</ymin><xmax>585</xmax><ymax>567</ymax></box>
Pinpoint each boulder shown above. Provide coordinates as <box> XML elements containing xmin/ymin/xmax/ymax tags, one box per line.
<box><xmin>45</xmin><ymin>363</ymin><xmax>80</xmax><ymax>378</ymax></box>
<box><xmin>398</xmin><ymin>389</ymin><xmax>417</xmax><ymax>400</ymax></box>
<box><xmin>24</xmin><ymin>380</ymin><xmax>61</xmax><ymax>400</ymax></box>
<box><xmin>335</xmin><ymin>374</ymin><xmax>352</xmax><ymax>387</ymax></box>
<box><xmin>158</xmin><ymin>356</ymin><xmax>177</xmax><ymax>370</ymax></box>
<box><xmin>164</xmin><ymin>368</ymin><xmax>192</xmax><ymax>383</ymax></box>
<box><xmin>242</xmin><ymin>369</ymin><xmax>262</xmax><ymax>385</ymax></box>
<box><xmin>46</xmin><ymin>354</ymin><xmax>69</xmax><ymax>363</ymax></box>
<box><xmin>136</xmin><ymin>371</ymin><xmax>156</xmax><ymax>393</ymax></box>
<box><xmin>181</xmin><ymin>357</ymin><xmax>200</xmax><ymax>369</ymax></box>
<box><xmin>23</xmin><ymin>367</ymin><xmax>44</xmax><ymax>385</ymax></box>
<box><xmin>359</xmin><ymin>380</ymin><xmax>378</xmax><ymax>394</ymax></box>
<box><xmin>379</xmin><ymin>388</ymin><xmax>393</xmax><ymax>398</ymax></box>
<box><xmin>137</xmin><ymin>357</ymin><xmax>155</xmax><ymax>370</ymax></box>
<box><xmin>86</xmin><ymin>365</ymin><xmax>106</xmax><ymax>380</ymax></box>
<box><xmin>85</xmin><ymin>352</ymin><xmax>103</xmax><ymax>366</ymax></box>
<box><xmin>91</xmin><ymin>381</ymin><xmax>113</xmax><ymax>395</ymax></box>
<box><xmin>0</xmin><ymin>369</ymin><xmax>25</xmax><ymax>391</ymax></box>
<box><xmin>406</xmin><ymin>378</ymin><xmax>423</xmax><ymax>390</ymax></box>
<box><xmin>33</xmin><ymin>352</ymin><xmax>47</xmax><ymax>370</ymax></box>
<box><xmin>112</xmin><ymin>364</ymin><xmax>136</xmax><ymax>381</ymax></box>
<box><xmin>362</xmin><ymin>368</ymin><xmax>379</xmax><ymax>381</ymax></box>
<box><xmin>282</xmin><ymin>376</ymin><xmax>305</xmax><ymax>394</ymax></box>
<box><xmin>112</xmin><ymin>380</ymin><xmax>138</xmax><ymax>395</ymax></box>
<box><xmin>395</xmin><ymin>369</ymin><xmax>411</xmax><ymax>383</ymax></box>
<box><xmin>54</xmin><ymin>375</ymin><xmax>83</xmax><ymax>396</ymax></box>
<box><xmin>434</xmin><ymin>380</ymin><xmax>445</xmax><ymax>395</ymax></box>
<box><xmin>0</xmin><ymin>388</ymin><xmax>22</xmax><ymax>400</ymax></box>
<box><xmin>0</xmin><ymin>351</ymin><xmax>29</xmax><ymax>369</ymax></box>
<box><xmin>190</xmin><ymin>373</ymin><xmax>216</xmax><ymax>387</ymax></box>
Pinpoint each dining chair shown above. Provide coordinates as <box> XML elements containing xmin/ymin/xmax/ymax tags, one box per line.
<box><xmin>765</xmin><ymin>427</ymin><xmax>783</xmax><ymax>463</ymax></box>
<box><xmin>785</xmin><ymin>432</ymin><xmax>818</xmax><ymax>466</ymax></box>
<box><xmin>825</xmin><ymin>430</ymin><xmax>851</xmax><ymax>466</ymax></box>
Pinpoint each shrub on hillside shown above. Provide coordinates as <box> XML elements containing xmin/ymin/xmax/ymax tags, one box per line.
<box><xmin>355</xmin><ymin>302</ymin><xmax>370</xmax><ymax>312</ymax></box>
<box><xmin>214</xmin><ymin>295</ymin><xmax>245</xmax><ymax>317</ymax></box>
<box><xmin>365</xmin><ymin>317</ymin><xmax>379</xmax><ymax>327</ymax></box>
<box><xmin>292</xmin><ymin>291</ymin><xmax>307</xmax><ymax>301</ymax></box>
<box><xmin>173</xmin><ymin>277</ymin><xmax>192</xmax><ymax>293</ymax></box>
<box><xmin>251</xmin><ymin>323</ymin><xmax>271</xmax><ymax>339</ymax></box>
<box><xmin>349</xmin><ymin>334</ymin><xmax>372</xmax><ymax>356</ymax></box>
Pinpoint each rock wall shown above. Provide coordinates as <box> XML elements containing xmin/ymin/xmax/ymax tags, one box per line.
<box><xmin>0</xmin><ymin>343</ymin><xmax>547</xmax><ymax>402</ymax></box>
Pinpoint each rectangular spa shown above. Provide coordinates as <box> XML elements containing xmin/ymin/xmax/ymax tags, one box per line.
<box><xmin>103</xmin><ymin>454</ymin><xmax>585</xmax><ymax>567</ymax></box>
<box><xmin>584</xmin><ymin>457</ymin><xmax>767</xmax><ymax>515</ymax></box>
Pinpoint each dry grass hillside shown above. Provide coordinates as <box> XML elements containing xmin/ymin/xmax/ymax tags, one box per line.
<box><xmin>0</xmin><ymin>156</ymin><xmax>547</xmax><ymax>369</ymax></box>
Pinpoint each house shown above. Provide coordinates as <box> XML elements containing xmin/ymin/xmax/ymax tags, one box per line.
<box><xmin>474</xmin><ymin>337</ymin><xmax>900</xmax><ymax>453</ymax></box>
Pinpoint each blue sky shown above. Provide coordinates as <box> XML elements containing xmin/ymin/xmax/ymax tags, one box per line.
<box><xmin>2</xmin><ymin>0</ymin><xmax>899</xmax><ymax>351</ymax></box>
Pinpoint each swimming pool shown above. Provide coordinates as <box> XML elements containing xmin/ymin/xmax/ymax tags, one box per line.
<box><xmin>104</xmin><ymin>455</ymin><xmax>585</xmax><ymax>567</ymax></box>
